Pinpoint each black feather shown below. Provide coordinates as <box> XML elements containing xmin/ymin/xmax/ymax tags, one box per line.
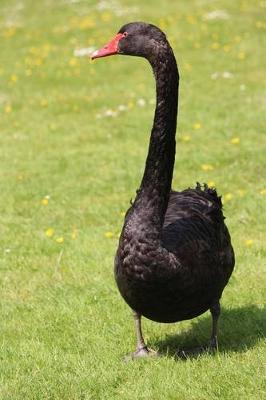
<box><xmin>112</xmin><ymin>23</ymin><xmax>235</xmax><ymax>326</ymax></box>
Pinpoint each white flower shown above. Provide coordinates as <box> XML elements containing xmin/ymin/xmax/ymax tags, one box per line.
<box><xmin>104</xmin><ymin>109</ymin><xmax>117</xmax><ymax>117</ymax></box>
<box><xmin>203</xmin><ymin>10</ymin><xmax>230</xmax><ymax>21</ymax></box>
<box><xmin>117</xmin><ymin>104</ymin><xmax>127</xmax><ymax>111</ymax></box>
<box><xmin>211</xmin><ymin>72</ymin><xmax>219</xmax><ymax>80</ymax></box>
<box><xmin>74</xmin><ymin>47</ymin><xmax>96</xmax><ymax>57</ymax></box>
<box><xmin>96</xmin><ymin>109</ymin><xmax>118</xmax><ymax>119</ymax></box>
<box><xmin>222</xmin><ymin>71</ymin><xmax>233</xmax><ymax>79</ymax></box>
<box><xmin>95</xmin><ymin>0</ymin><xmax>138</xmax><ymax>16</ymax></box>
<box><xmin>137</xmin><ymin>98</ymin><xmax>146</xmax><ymax>107</ymax></box>
<box><xmin>211</xmin><ymin>71</ymin><xmax>233</xmax><ymax>80</ymax></box>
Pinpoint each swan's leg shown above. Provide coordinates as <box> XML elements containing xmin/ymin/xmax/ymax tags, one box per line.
<box><xmin>133</xmin><ymin>311</ymin><xmax>149</xmax><ymax>355</ymax></box>
<box><xmin>176</xmin><ymin>303</ymin><xmax>221</xmax><ymax>359</ymax></box>
<box><xmin>209</xmin><ymin>302</ymin><xmax>221</xmax><ymax>351</ymax></box>
<box><xmin>125</xmin><ymin>311</ymin><xmax>157</xmax><ymax>359</ymax></box>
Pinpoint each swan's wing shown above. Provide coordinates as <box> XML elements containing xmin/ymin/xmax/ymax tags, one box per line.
<box><xmin>162</xmin><ymin>186</ymin><xmax>234</xmax><ymax>282</ymax></box>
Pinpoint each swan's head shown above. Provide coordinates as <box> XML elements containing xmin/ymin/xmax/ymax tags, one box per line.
<box><xmin>91</xmin><ymin>22</ymin><xmax>167</xmax><ymax>60</ymax></box>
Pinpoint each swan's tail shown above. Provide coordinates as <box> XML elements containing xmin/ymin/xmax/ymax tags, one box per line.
<box><xmin>195</xmin><ymin>182</ymin><xmax>223</xmax><ymax>210</ymax></box>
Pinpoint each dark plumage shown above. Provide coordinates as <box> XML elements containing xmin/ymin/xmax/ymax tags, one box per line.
<box><xmin>93</xmin><ymin>22</ymin><xmax>234</xmax><ymax>358</ymax></box>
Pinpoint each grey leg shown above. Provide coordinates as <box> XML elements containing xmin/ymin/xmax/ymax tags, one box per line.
<box><xmin>209</xmin><ymin>302</ymin><xmax>221</xmax><ymax>351</ymax></box>
<box><xmin>124</xmin><ymin>311</ymin><xmax>157</xmax><ymax>360</ymax></box>
<box><xmin>176</xmin><ymin>303</ymin><xmax>221</xmax><ymax>359</ymax></box>
<box><xmin>132</xmin><ymin>311</ymin><xmax>149</xmax><ymax>356</ymax></box>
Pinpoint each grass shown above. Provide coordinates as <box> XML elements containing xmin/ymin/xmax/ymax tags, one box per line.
<box><xmin>0</xmin><ymin>0</ymin><xmax>265</xmax><ymax>398</ymax></box>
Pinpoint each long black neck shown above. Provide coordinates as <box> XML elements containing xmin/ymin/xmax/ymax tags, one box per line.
<box><xmin>133</xmin><ymin>44</ymin><xmax>179</xmax><ymax>230</ymax></box>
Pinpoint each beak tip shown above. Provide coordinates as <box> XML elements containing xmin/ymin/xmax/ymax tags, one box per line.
<box><xmin>90</xmin><ymin>50</ymin><xmax>99</xmax><ymax>60</ymax></box>
<box><xmin>89</xmin><ymin>33</ymin><xmax>123</xmax><ymax>61</ymax></box>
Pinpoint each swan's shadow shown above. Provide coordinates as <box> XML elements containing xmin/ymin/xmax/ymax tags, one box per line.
<box><xmin>152</xmin><ymin>305</ymin><xmax>265</xmax><ymax>359</ymax></box>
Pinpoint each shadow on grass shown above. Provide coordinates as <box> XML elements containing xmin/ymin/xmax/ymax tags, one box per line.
<box><xmin>152</xmin><ymin>305</ymin><xmax>266</xmax><ymax>359</ymax></box>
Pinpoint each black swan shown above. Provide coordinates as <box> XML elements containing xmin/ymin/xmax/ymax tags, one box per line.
<box><xmin>92</xmin><ymin>22</ymin><xmax>235</xmax><ymax>358</ymax></box>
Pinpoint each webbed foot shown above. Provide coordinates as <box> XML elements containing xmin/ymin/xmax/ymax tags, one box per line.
<box><xmin>124</xmin><ymin>346</ymin><xmax>158</xmax><ymax>361</ymax></box>
<box><xmin>176</xmin><ymin>338</ymin><xmax>219</xmax><ymax>359</ymax></box>
<box><xmin>208</xmin><ymin>335</ymin><xmax>218</xmax><ymax>352</ymax></box>
<box><xmin>176</xmin><ymin>346</ymin><xmax>205</xmax><ymax>359</ymax></box>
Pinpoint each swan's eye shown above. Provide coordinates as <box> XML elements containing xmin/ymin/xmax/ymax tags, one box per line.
<box><xmin>122</xmin><ymin>32</ymin><xmax>128</xmax><ymax>38</ymax></box>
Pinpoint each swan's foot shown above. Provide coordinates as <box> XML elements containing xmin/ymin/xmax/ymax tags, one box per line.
<box><xmin>176</xmin><ymin>346</ymin><xmax>205</xmax><ymax>359</ymax></box>
<box><xmin>176</xmin><ymin>302</ymin><xmax>220</xmax><ymax>359</ymax></box>
<box><xmin>175</xmin><ymin>343</ymin><xmax>215</xmax><ymax>359</ymax></box>
<box><xmin>125</xmin><ymin>311</ymin><xmax>158</xmax><ymax>361</ymax></box>
<box><xmin>208</xmin><ymin>335</ymin><xmax>218</xmax><ymax>352</ymax></box>
<box><xmin>124</xmin><ymin>346</ymin><xmax>158</xmax><ymax>361</ymax></box>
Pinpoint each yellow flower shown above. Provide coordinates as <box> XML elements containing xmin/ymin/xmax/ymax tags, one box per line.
<box><xmin>256</xmin><ymin>21</ymin><xmax>263</xmax><ymax>29</ymax></box>
<box><xmin>45</xmin><ymin>228</ymin><xmax>54</xmax><ymax>237</ymax></box>
<box><xmin>71</xmin><ymin>229</ymin><xmax>78</xmax><ymax>239</ymax></box>
<box><xmin>10</xmin><ymin>74</ymin><xmax>18</xmax><ymax>83</ymax></box>
<box><xmin>56</xmin><ymin>237</ymin><xmax>64</xmax><ymax>244</ymax></box>
<box><xmin>79</xmin><ymin>16</ymin><xmax>95</xmax><ymax>30</ymax></box>
<box><xmin>238</xmin><ymin>52</ymin><xmax>246</xmax><ymax>60</ymax></box>
<box><xmin>3</xmin><ymin>27</ymin><xmax>16</xmax><ymax>38</ymax></box>
<box><xmin>34</xmin><ymin>58</ymin><xmax>43</xmax><ymax>66</ymax></box>
<box><xmin>49</xmin><ymin>123</ymin><xmax>56</xmax><ymax>131</ymax></box>
<box><xmin>223</xmin><ymin>45</ymin><xmax>231</xmax><ymax>53</ymax></box>
<box><xmin>260</xmin><ymin>189</ymin><xmax>266</xmax><ymax>195</ymax></box>
<box><xmin>4</xmin><ymin>105</ymin><xmax>12</xmax><ymax>113</ymax></box>
<box><xmin>43</xmin><ymin>43</ymin><xmax>51</xmax><ymax>53</ymax></box>
<box><xmin>207</xmin><ymin>181</ymin><xmax>216</xmax><ymax>188</ymax></box>
<box><xmin>120</xmin><ymin>211</ymin><xmax>126</xmax><ymax>217</ymax></box>
<box><xmin>211</xmin><ymin>42</ymin><xmax>220</xmax><ymax>50</ymax></box>
<box><xmin>104</xmin><ymin>231</ymin><xmax>114</xmax><ymax>238</ymax></box>
<box><xmin>193</xmin><ymin>122</ymin><xmax>201</xmax><ymax>130</ymax></box>
<box><xmin>159</xmin><ymin>18</ymin><xmax>167</xmax><ymax>30</ymax></box>
<box><xmin>181</xmin><ymin>134</ymin><xmax>191</xmax><ymax>142</ymax></box>
<box><xmin>29</xmin><ymin>47</ymin><xmax>38</xmax><ymax>55</ymax></box>
<box><xmin>101</xmin><ymin>12</ymin><xmax>112</xmax><ymax>22</ymax></box>
<box><xmin>69</xmin><ymin>57</ymin><xmax>78</xmax><ymax>67</ymax></box>
<box><xmin>224</xmin><ymin>193</ymin><xmax>233</xmax><ymax>202</ymax></box>
<box><xmin>41</xmin><ymin>198</ymin><xmax>49</xmax><ymax>206</ymax></box>
<box><xmin>245</xmin><ymin>239</ymin><xmax>253</xmax><ymax>247</ymax></box>
<box><xmin>186</xmin><ymin>15</ymin><xmax>197</xmax><ymax>25</ymax></box>
<box><xmin>40</xmin><ymin>99</ymin><xmax>48</xmax><ymax>107</ymax></box>
<box><xmin>230</xmin><ymin>137</ymin><xmax>240</xmax><ymax>144</ymax></box>
<box><xmin>184</xmin><ymin>63</ymin><xmax>192</xmax><ymax>71</ymax></box>
<box><xmin>201</xmin><ymin>164</ymin><xmax>214</xmax><ymax>171</ymax></box>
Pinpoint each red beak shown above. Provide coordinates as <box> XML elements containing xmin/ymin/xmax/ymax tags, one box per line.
<box><xmin>91</xmin><ymin>33</ymin><xmax>124</xmax><ymax>60</ymax></box>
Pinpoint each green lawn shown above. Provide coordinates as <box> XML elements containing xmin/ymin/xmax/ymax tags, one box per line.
<box><xmin>0</xmin><ymin>0</ymin><xmax>265</xmax><ymax>398</ymax></box>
